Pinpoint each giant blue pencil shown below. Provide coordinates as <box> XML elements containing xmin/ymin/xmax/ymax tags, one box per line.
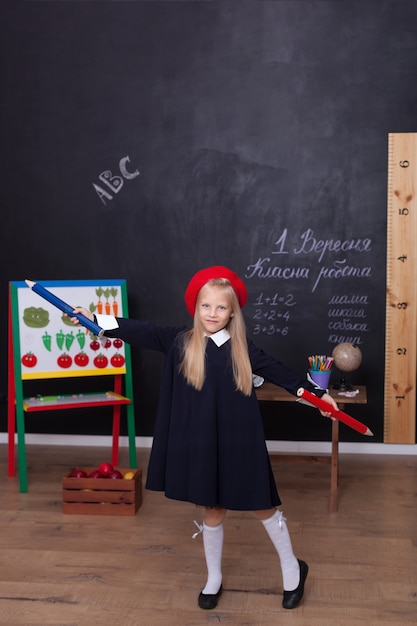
<box><xmin>25</xmin><ymin>279</ymin><xmax>104</xmax><ymax>337</ymax></box>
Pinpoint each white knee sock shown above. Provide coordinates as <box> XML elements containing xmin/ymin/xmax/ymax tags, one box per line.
<box><xmin>201</xmin><ymin>522</ymin><xmax>223</xmax><ymax>595</ymax></box>
<box><xmin>261</xmin><ymin>510</ymin><xmax>300</xmax><ymax>591</ymax></box>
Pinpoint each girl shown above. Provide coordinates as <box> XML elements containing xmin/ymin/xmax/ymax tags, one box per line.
<box><xmin>70</xmin><ymin>266</ymin><xmax>338</xmax><ymax>611</ymax></box>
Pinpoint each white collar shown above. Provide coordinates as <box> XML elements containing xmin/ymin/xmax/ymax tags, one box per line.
<box><xmin>205</xmin><ymin>328</ymin><xmax>230</xmax><ymax>347</ymax></box>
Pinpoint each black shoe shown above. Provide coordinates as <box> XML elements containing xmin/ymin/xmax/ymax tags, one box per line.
<box><xmin>282</xmin><ymin>560</ymin><xmax>309</xmax><ymax>609</ymax></box>
<box><xmin>198</xmin><ymin>584</ymin><xmax>223</xmax><ymax>610</ymax></box>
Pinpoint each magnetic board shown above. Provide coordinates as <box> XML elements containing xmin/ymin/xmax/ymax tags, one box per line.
<box><xmin>10</xmin><ymin>280</ymin><xmax>129</xmax><ymax>380</ymax></box>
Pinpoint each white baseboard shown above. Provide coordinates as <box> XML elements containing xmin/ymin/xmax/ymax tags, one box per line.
<box><xmin>0</xmin><ymin>433</ymin><xmax>415</xmax><ymax>455</ymax></box>
<box><xmin>265</xmin><ymin>439</ymin><xmax>416</xmax><ymax>455</ymax></box>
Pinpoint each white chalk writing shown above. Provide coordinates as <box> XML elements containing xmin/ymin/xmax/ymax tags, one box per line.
<box><xmin>293</xmin><ymin>228</ymin><xmax>372</xmax><ymax>263</ymax></box>
<box><xmin>246</xmin><ymin>228</ymin><xmax>373</xmax><ymax>341</ymax></box>
<box><xmin>93</xmin><ymin>156</ymin><xmax>140</xmax><ymax>205</ymax></box>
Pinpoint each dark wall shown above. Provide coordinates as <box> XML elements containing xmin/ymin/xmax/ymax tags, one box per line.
<box><xmin>2</xmin><ymin>1</ymin><xmax>417</xmax><ymax>443</ymax></box>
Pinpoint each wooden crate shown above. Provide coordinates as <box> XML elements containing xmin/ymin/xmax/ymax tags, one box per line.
<box><xmin>63</xmin><ymin>468</ymin><xmax>142</xmax><ymax>516</ymax></box>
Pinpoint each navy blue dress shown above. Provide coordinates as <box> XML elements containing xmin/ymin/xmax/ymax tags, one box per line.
<box><xmin>104</xmin><ymin>319</ymin><xmax>325</xmax><ymax>511</ymax></box>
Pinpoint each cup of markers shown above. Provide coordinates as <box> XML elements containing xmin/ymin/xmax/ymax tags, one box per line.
<box><xmin>308</xmin><ymin>354</ymin><xmax>333</xmax><ymax>390</ymax></box>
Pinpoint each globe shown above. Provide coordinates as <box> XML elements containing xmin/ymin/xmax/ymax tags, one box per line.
<box><xmin>331</xmin><ymin>343</ymin><xmax>362</xmax><ymax>390</ymax></box>
<box><xmin>332</xmin><ymin>343</ymin><xmax>362</xmax><ymax>372</ymax></box>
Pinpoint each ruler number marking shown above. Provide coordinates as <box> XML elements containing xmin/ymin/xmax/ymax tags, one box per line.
<box><xmin>385</xmin><ymin>133</ymin><xmax>417</xmax><ymax>443</ymax></box>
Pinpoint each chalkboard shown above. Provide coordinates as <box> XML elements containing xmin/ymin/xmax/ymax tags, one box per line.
<box><xmin>2</xmin><ymin>1</ymin><xmax>417</xmax><ymax>443</ymax></box>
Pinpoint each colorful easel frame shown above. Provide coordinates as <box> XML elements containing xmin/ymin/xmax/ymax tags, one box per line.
<box><xmin>8</xmin><ymin>279</ymin><xmax>137</xmax><ymax>492</ymax></box>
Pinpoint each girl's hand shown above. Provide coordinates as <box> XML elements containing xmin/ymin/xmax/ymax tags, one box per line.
<box><xmin>66</xmin><ymin>307</ymin><xmax>94</xmax><ymax>325</ymax></box>
<box><xmin>319</xmin><ymin>392</ymin><xmax>339</xmax><ymax>419</ymax></box>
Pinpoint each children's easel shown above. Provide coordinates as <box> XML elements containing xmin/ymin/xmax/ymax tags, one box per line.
<box><xmin>8</xmin><ymin>279</ymin><xmax>137</xmax><ymax>492</ymax></box>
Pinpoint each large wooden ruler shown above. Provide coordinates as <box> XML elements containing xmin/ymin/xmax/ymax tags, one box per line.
<box><xmin>384</xmin><ymin>133</ymin><xmax>417</xmax><ymax>443</ymax></box>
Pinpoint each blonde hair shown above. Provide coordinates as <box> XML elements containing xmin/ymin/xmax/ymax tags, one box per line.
<box><xmin>179</xmin><ymin>279</ymin><xmax>253</xmax><ymax>396</ymax></box>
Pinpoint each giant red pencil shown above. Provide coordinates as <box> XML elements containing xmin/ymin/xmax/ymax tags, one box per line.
<box><xmin>297</xmin><ymin>387</ymin><xmax>373</xmax><ymax>436</ymax></box>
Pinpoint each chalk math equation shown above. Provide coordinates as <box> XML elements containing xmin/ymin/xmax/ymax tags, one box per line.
<box><xmin>251</xmin><ymin>292</ymin><xmax>295</xmax><ymax>337</ymax></box>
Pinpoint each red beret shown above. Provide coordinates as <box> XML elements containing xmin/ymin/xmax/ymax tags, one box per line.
<box><xmin>184</xmin><ymin>265</ymin><xmax>248</xmax><ymax>316</ymax></box>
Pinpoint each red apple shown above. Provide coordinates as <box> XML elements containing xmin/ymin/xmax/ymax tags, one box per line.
<box><xmin>88</xmin><ymin>469</ymin><xmax>102</xmax><ymax>478</ymax></box>
<box><xmin>97</xmin><ymin>462</ymin><xmax>113</xmax><ymax>477</ymax></box>
<box><xmin>108</xmin><ymin>469</ymin><xmax>123</xmax><ymax>480</ymax></box>
<box><xmin>69</xmin><ymin>468</ymin><xmax>87</xmax><ymax>478</ymax></box>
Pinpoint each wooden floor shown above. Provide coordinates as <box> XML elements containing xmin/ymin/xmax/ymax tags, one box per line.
<box><xmin>0</xmin><ymin>444</ymin><xmax>416</xmax><ymax>626</ymax></box>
